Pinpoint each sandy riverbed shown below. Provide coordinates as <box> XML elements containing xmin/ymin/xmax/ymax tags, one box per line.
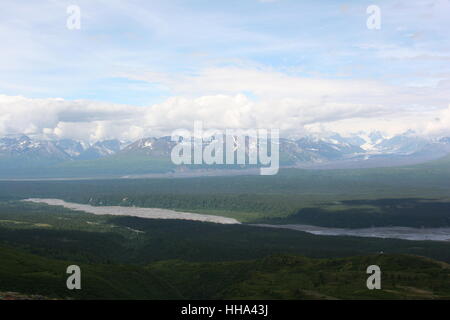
<box><xmin>24</xmin><ymin>198</ymin><xmax>240</xmax><ymax>225</ymax></box>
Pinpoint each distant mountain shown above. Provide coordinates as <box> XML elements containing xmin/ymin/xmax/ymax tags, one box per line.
<box><xmin>55</xmin><ymin>139</ymin><xmax>86</xmax><ymax>158</ymax></box>
<box><xmin>1</xmin><ymin>132</ymin><xmax>450</xmax><ymax>178</ymax></box>
<box><xmin>120</xmin><ymin>137</ymin><xmax>175</xmax><ymax>157</ymax></box>
<box><xmin>293</xmin><ymin>132</ymin><xmax>450</xmax><ymax>169</ymax></box>
<box><xmin>0</xmin><ymin>136</ymin><xmax>130</xmax><ymax>162</ymax></box>
<box><xmin>78</xmin><ymin>140</ymin><xmax>128</xmax><ymax>160</ymax></box>
<box><xmin>342</xmin><ymin>130</ymin><xmax>449</xmax><ymax>157</ymax></box>
<box><xmin>0</xmin><ymin>135</ymin><xmax>71</xmax><ymax>163</ymax></box>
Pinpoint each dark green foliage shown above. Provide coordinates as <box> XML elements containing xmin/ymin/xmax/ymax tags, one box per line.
<box><xmin>259</xmin><ymin>198</ymin><xmax>450</xmax><ymax>228</ymax></box>
<box><xmin>1</xmin><ymin>175</ymin><xmax>450</xmax><ymax>226</ymax></box>
<box><xmin>3</xmin><ymin>202</ymin><xmax>450</xmax><ymax>265</ymax></box>
<box><xmin>2</xmin><ymin>244</ymin><xmax>450</xmax><ymax>300</ymax></box>
<box><xmin>0</xmin><ymin>245</ymin><xmax>181</xmax><ymax>299</ymax></box>
<box><xmin>1</xmin><ymin>159</ymin><xmax>450</xmax><ymax>299</ymax></box>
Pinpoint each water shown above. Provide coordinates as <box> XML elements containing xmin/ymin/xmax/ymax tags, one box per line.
<box><xmin>23</xmin><ymin>198</ymin><xmax>450</xmax><ymax>241</ymax></box>
<box><xmin>252</xmin><ymin>223</ymin><xmax>450</xmax><ymax>241</ymax></box>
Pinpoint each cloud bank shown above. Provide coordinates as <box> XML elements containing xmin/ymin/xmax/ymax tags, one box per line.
<box><xmin>1</xmin><ymin>66</ymin><xmax>450</xmax><ymax>142</ymax></box>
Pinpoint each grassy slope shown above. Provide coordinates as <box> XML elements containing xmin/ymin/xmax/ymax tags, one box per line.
<box><xmin>0</xmin><ymin>245</ymin><xmax>180</xmax><ymax>299</ymax></box>
<box><xmin>2</xmin><ymin>244</ymin><xmax>450</xmax><ymax>300</ymax></box>
<box><xmin>148</xmin><ymin>254</ymin><xmax>450</xmax><ymax>300</ymax></box>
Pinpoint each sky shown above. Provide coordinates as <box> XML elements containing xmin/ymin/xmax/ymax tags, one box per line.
<box><xmin>0</xmin><ymin>0</ymin><xmax>449</xmax><ymax>142</ymax></box>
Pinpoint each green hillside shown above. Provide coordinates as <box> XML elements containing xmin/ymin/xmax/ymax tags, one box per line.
<box><xmin>0</xmin><ymin>245</ymin><xmax>180</xmax><ymax>299</ymax></box>
<box><xmin>2</xmin><ymin>244</ymin><xmax>450</xmax><ymax>300</ymax></box>
<box><xmin>1</xmin><ymin>183</ymin><xmax>450</xmax><ymax>299</ymax></box>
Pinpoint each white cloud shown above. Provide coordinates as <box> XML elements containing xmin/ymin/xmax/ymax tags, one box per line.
<box><xmin>1</xmin><ymin>89</ymin><xmax>450</xmax><ymax>142</ymax></box>
<box><xmin>2</xmin><ymin>63</ymin><xmax>450</xmax><ymax>142</ymax></box>
<box><xmin>121</xmin><ymin>67</ymin><xmax>390</xmax><ymax>99</ymax></box>
<box><xmin>0</xmin><ymin>95</ymin><xmax>144</xmax><ymax>142</ymax></box>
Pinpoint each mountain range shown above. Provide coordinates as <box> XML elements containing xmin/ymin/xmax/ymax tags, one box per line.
<box><xmin>1</xmin><ymin>132</ymin><xmax>450</xmax><ymax>178</ymax></box>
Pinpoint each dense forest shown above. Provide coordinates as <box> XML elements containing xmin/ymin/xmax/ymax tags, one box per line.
<box><xmin>2</xmin><ymin>201</ymin><xmax>450</xmax><ymax>300</ymax></box>
<box><xmin>1</xmin><ymin>168</ymin><xmax>450</xmax><ymax>227</ymax></box>
<box><xmin>2</xmin><ymin>161</ymin><xmax>450</xmax><ymax>299</ymax></box>
<box><xmin>2</xmin><ymin>244</ymin><xmax>450</xmax><ymax>300</ymax></box>
<box><xmin>2</xmin><ymin>201</ymin><xmax>450</xmax><ymax>265</ymax></box>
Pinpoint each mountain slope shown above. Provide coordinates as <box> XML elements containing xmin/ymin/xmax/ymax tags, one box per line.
<box><xmin>0</xmin><ymin>244</ymin><xmax>181</xmax><ymax>299</ymax></box>
<box><xmin>1</xmin><ymin>132</ymin><xmax>450</xmax><ymax>178</ymax></box>
<box><xmin>2</xmin><ymin>244</ymin><xmax>450</xmax><ymax>299</ymax></box>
